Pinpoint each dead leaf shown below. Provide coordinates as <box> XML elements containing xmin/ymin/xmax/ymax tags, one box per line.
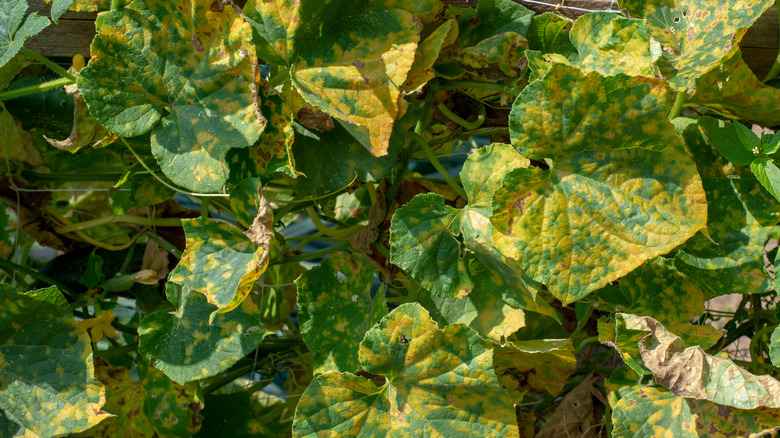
<box><xmin>536</xmin><ymin>373</ymin><xmax>606</xmax><ymax>438</ymax></box>
<box><xmin>244</xmin><ymin>185</ymin><xmax>274</xmax><ymax>269</ymax></box>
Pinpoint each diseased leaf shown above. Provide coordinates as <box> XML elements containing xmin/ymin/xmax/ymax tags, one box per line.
<box><xmin>612</xmin><ymin>384</ymin><xmax>780</xmax><ymax>438</ymax></box>
<box><xmin>293</xmin><ymin>304</ymin><xmax>518</xmax><ymax>437</ymax></box>
<box><xmin>493</xmin><ymin>339</ymin><xmax>576</xmax><ymax>403</ymax></box>
<box><xmin>0</xmin><ymin>286</ymin><xmax>110</xmax><ymax>437</ymax></box>
<box><xmin>598</xmin><ymin>315</ymin><xmax>651</xmax><ymax>376</ymax></box>
<box><xmin>78</xmin><ymin>0</ymin><xmax>265</xmax><ymax>192</ymax></box>
<box><xmin>674</xmin><ymin>176</ymin><xmax>778</xmax><ymax>297</ymax></box>
<box><xmin>383</xmin><ymin>0</ymin><xmax>444</xmax><ymax>25</ymax></box>
<box><xmin>169</xmin><ymin>218</ymin><xmax>269</xmax><ymax>319</ymax></box>
<box><xmin>618</xmin><ymin>0</ymin><xmax>773</xmax><ymax>90</ymax></box>
<box><xmin>295</xmin><ymin>252</ymin><xmax>388</xmax><ymax>374</ymax></box>
<box><xmin>621</xmin><ymin>313</ymin><xmax>780</xmax><ymax>409</ymax></box>
<box><xmin>455</xmin><ymin>0</ymin><xmax>534</xmax><ymax>46</ymax></box>
<box><xmin>619</xmin><ymin>257</ymin><xmax>721</xmax><ymax>347</ymax></box>
<box><xmin>689</xmin><ymin>51</ymin><xmax>780</xmax><ymax>126</ymax></box>
<box><xmin>403</xmin><ymin>20</ymin><xmax>456</xmax><ymax>92</ymax></box>
<box><xmin>493</xmin><ymin>64</ymin><xmax>707</xmax><ymax>304</ymax></box>
<box><xmin>526</xmin><ymin>13</ymin><xmax>575</xmax><ymax>57</ymax></box>
<box><xmin>536</xmin><ymin>374</ymin><xmax>606</xmax><ymax>438</ymax></box>
<box><xmin>86</xmin><ymin>358</ymin><xmax>203</xmax><ymax>437</ymax></box>
<box><xmin>138</xmin><ymin>283</ymin><xmax>269</xmax><ymax>385</ymax></box>
<box><xmin>0</xmin><ymin>0</ymin><xmax>49</xmax><ymax>69</ymax></box>
<box><xmin>570</xmin><ymin>12</ymin><xmax>657</xmax><ymax>76</ymax></box>
<box><xmin>244</xmin><ymin>0</ymin><xmax>419</xmax><ymax>156</ymax></box>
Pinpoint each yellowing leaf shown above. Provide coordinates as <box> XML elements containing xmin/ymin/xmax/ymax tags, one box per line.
<box><xmin>492</xmin><ymin>64</ymin><xmax>707</xmax><ymax>304</ymax></box>
<box><xmin>493</xmin><ymin>339</ymin><xmax>576</xmax><ymax>403</ymax></box>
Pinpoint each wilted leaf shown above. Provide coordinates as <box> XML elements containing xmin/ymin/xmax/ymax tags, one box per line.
<box><xmin>618</xmin><ymin>0</ymin><xmax>773</xmax><ymax>90</ymax></box>
<box><xmin>492</xmin><ymin>64</ymin><xmax>707</xmax><ymax>304</ymax></box>
<box><xmin>0</xmin><ymin>286</ymin><xmax>110</xmax><ymax>437</ymax></box>
<box><xmin>295</xmin><ymin>252</ymin><xmax>387</xmax><ymax>374</ymax></box>
<box><xmin>169</xmin><ymin>218</ymin><xmax>269</xmax><ymax>319</ymax></box>
<box><xmin>493</xmin><ymin>339</ymin><xmax>576</xmax><ymax>403</ymax></box>
<box><xmin>536</xmin><ymin>374</ymin><xmax>606</xmax><ymax>438</ymax></box>
<box><xmin>244</xmin><ymin>0</ymin><xmax>419</xmax><ymax>156</ymax></box>
<box><xmin>44</xmin><ymin>86</ymin><xmax>116</xmax><ymax>152</ymax></box>
<box><xmin>293</xmin><ymin>303</ymin><xmax>518</xmax><ymax>437</ymax></box>
<box><xmin>620</xmin><ymin>313</ymin><xmax>780</xmax><ymax>409</ymax></box>
<box><xmin>0</xmin><ymin>0</ymin><xmax>49</xmax><ymax>69</ymax></box>
<box><xmin>403</xmin><ymin>20</ymin><xmax>456</xmax><ymax>92</ymax></box>
<box><xmin>78</xmin><ymin>0</ymin><xmax>265</xmax><ymax>192</ymax></box>
<box><xmin>570</xmin><ymin>12</ymin><xmax>657</xmax><ymax>76</ymax></box>
<box><xmin>138</xmin><ymin>283</ymin><xmax>269</xmax><ymax>384</ymax></box>
<box><xmin>0</xmin><ymin>102</ymin><xmax>41</xmax><ymax>165</ymax></box>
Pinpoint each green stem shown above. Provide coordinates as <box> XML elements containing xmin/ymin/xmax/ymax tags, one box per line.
<box><xmin>415</xmin><ymin>79</ymin><xmax>439</xmax><ymax>135</ymax></box>
<box><xmin>0</xmin><ymin>77</ymin><xmax>74</xmax><ymax>102</ymax></box>
<box><xmin>200</xmin><ymin>198</ymin><xmax>211</xmax><ymax>218</ymax></box>
<box><xmin>54</xmin><ymin>215</ymin><xmax>183</xmax><ymax>234</ymax></box>
<box><xmin>0</xmin><ymin>258</ymin><xmax>77</xmax><ymax>296</ymax></box>
<box><xmin>144</xmin><ymin>230</ymin><xmax>183</xmax><ymax>258</ymax></box>
<box><xmin>20</xmin><ymin>48</ymin><xmax>77</xmax><ymax>81</ymax></box>
<box><xmin>763</xmin><ymin>4</ymin><xmax>780</xmax><ymax>82</ymax></box>
<box><xmin>305</xmin><ymin>206</ymin><xmax>364</xmax><ymax>238</ymax></box>
<box><xmin>202</xmin><ymin>364</ymin><xmax>253</xmax><ymax>394</ymax></box>
<box><xmin>668</xmin><ymin>91</ymin><xmax>686</xmax><ymax>119</ymax></box>
<box><xmin>407</xmin><ymin>132</ymin><xmax>467</xmax><ymax>199</ymax></box>
<box><xmin>428</xmin><ymin>127</ymin><xmax>510</xmax><ymax>148</ymax></box>
<box><xmin>437</xmin><ymin>101</ymin><xmax>486</xmax><ymax>131</ymax></box>
<box><xmin>270</xmin><ymin>241</ymin><xmax>350</xmax><ymax>266</ymax></box>
<box><xmin>439</xmin><ymin>79</ymin><xmax>516</xmax><ymax>95</ymax></box>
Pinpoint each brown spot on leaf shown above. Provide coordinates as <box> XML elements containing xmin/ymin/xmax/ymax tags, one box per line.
<box><xmin>210</xmin><ymin>0</ymin><xmax>224</xmax><ymax>12</ymax></box>
<box><xmin>297</xmin><ymin>107</ymin><xmax>334</xmax><ymax>131</ymax></box>
<box><xmin>192</xmin><ymin>34</ymin><xmax>205</xmax><ymax>53</ymax></box>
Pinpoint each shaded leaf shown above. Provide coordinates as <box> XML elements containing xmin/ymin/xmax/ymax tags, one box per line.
<box><xmin>493</xmin><ymin>339</ymin><xmax>576</xmax><ymax>404</ymax></box>
<box><xmin>293</xmin><ymin>303</ymin><xmax>518</xmax><ymax>437</ymax></box>
<box><xmin>536</xmin><ymin>374</ymin><xmax>606</xmax><ymax>438</ymax></box>
<box><xmin>618</xmin><ymin>0</ymin><xmax>773</xmax><ymax>90</ymax></box>
<box><xmin>169</xmin><ymin>218</ymin><xmax>269</xmax><ymax>319</ymax></box>
<box><xmin>598</xmin><ymin>314</ymin><xmax>652</xmax><ymax>376</ymax></box>
<box><xmin>771</xmin><ymin>326</ymin><xmax>780</xmax><ymax>368</ymax></box>
<box><xmin>138</xmin><ymin>283</ymin><xmax>269</xmax><ymax>385</ymax></box>
<box><xmin>296</xmin><ymin>252</ymin><xmax>387</xmax><ymax>374</ymax></box>
<box><xmin>455</xmin><ymin>0</ymin><xmax>534</xmax><ymax>46</ymax></box>
<box><xmin>526</xmin><ymin>13</ymin><xmax>575</xmax><ymax>57</ymax></box>
<box><xmin>78</xmin><ymin>0</ymin><xmax>265</xmax><ymax>192</ymax></box>
<box><xmin>0</xmin><ymin>286</ymin><xmax>110</xmax><ymax>437</ymax></box>
<box><xmin>493</xmin><ymin>64</ymin><xmax>707</xmax><ymax>304</ymax></box>
<box><xmin>751</xmin><ymin>157</ymin><xmax>780</xmax><ymax>204</ymax></box>
<box><xmin>44</xmin><ymin>86</ymin><xmax>117</xmax><ymax>152</ymax></box>
<box><xmin>674</xmin><ymin>175</ymin><xmax>778</xmax><ymax>297</ymax></box>
<box><xmin>699</xmin><ymin>117</ymin><xmax>756</xmax><ymax>166</ymax></box>
<box><xmin>0</xmin><ymin>0</ymin><xmax>49</xmax><ymax>69</ymax></box>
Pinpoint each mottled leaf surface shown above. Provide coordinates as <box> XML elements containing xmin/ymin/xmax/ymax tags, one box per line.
<box><xmin>493</xmin><ymin>64</ymin><xmax>707</xmax><ymax>304</ymax></box>
<box><xmin>293</xmin><ymin>304</ymin><xmax>518</xmax><ymax>437</ymax></box>
<box><xmin>622</xmin><ymin>313</ymin><xmax>780</xmax><ymax>409</ymax></box>
<box><xmin>689</xmin><ymin>52</ymin><xmax>780</xmax><ymax>126</ymax></box>
<box><xmin>295</xmin><ymin>252</ymin><xmax>388</xmax><ymax>374</ymax></box>
<box><xmin>403</xmin><ymin>20</ymin><xmax>456</xmax><ymax>92</ymax></box>
<box><xmin>169</xmin><ymin>218</ymin><xmax>267</xmax><ymax>318</ymax></box>
<box><xmin>674</xmin><ymin>176</ymin><xmax>778</xmax><ymax>297</ymax></box>
<box><xmin>138</xmin><ymin>283</ymin><xmax>268</xmax><ymax>384</ymax></box>
<box><xmin>493</xmin><ymin>339</ymin><xmax>576</xmax><ymax>403</ymax></box>
<box><xmin>0</xmin><ymin>0</ymin><xmax>49</xmax><ymax>69</ymax></box>
<box><xmin>245</xmin><ymin>0</ymin><xmax>419</xmax><ymax>156</ymax></box>
<box><xmin>526</xmin><ymin>13</ymin><xmax>575</xmax><ymax>57</ymax></box>
<box><xmin>570</xmin><ymin>12</ymin><xmax>657</xmax><ymax>76</ymax></box>
<box><xmin>618</xmin><ymin>0</ymin><xmax>773</xmax><ymax>90</ymax></box>
<box><xmin>0</xmin><ymin>286</ymin><xmax>110</xmax><ymax>437</ymax></box>
<box><xmin>78</xmin><ymin>0</ymin><xmax>265</xmax><ymax>192</ymax></box>
<box><xmin>619</xmin><ymin>257</ymin><xmax>720</xmax><ymax>347</ymax></box>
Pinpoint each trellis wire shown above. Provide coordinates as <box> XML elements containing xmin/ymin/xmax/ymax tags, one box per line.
<box><xmin>518</xmin><ymin>0</ymin><xmax>620</xmax><ymax>14</ymax></box>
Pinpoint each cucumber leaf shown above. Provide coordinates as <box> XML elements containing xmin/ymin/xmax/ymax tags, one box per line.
<box><xmin>0</xmin><ymin>0</ymin><xmax>49</xmax><ymax>69</ymax></box>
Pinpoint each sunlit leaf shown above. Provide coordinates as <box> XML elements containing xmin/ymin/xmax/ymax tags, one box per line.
<box><xmin>86</xmin><ymin>358</ymin><xmax>203</xmax><ymax>437</ymax></box>
<box><xmin>244</xmin><ymin>0</ymin><xmax>419</xmax><ymax>156</ymax></box>
<box><xmin>0</xmin><ymin>286</ymin><xmax>110</xmax><ymax>437</ymax></box>
<box><xmin>526</xmin><ymin>13</ymin><xmax>575</xmax><ymax>57</ymax></box>
<box><xmin>138</xmin><ymin>283</ymin><xmax>269</xmax><ymax>385</ymax></box>
<box><xmin>674</xmin><ymin>176</ymin><xmax>778</xmax><ymax>297</ymax></box>
<box><xmin>383</xmin><ymin>0</ymin><xmax>444</xmax><ymax>25</ymax></box>
<box><xmin>619</xmin><ymin>257</ymin><xmax>721</xmax><ymax>347</ymax></box>
<box><xmin>296</xmin><ymin>252</ymin><xmax>387</xmax><ymax>374</ymax></box>
<box><xmin>169</xmin><ymin>218</ymin><xmax>269</xmax><ymax>319</ymax></box>
<box><xmin>293</xmin><ymin>303</ymin><xmax>518</xmax><ymax>437</ymax></box>
<box><xmin>493</xmin><ymin>64</ymin><xmax>707</xmax><ymax>304</ymax></box>
<box><xmin>0</xmin><ymin>0</ymin><xmax>49</xmax><ymax>69</ymax></box>
<box><xmin>78</xmin><ymin>0</ymin><xmax>265</xmax><ymax>192</ymax></box>
<box><xmin>493</xmin><ymin>339</ymin><xmax>576</xmax><ymax>403</ymax></box>
<box><xmin>403</xmin><ymin>20</ymin><xmax>456</xmax><ymax>92</ymax></box>
<box><xmin>618</xmin><ymin>0</ymin><xmax>773</xmax><ymax>90</ymax></box>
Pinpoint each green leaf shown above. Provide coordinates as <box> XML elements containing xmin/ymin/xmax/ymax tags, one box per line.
<box><xmin>0</xmin><ymin>286</ymin><xmax>110</xmax><ymax>437</ymax></box>
<box><xmin>51</xmin><ymin>0</ymin><xmax>75</xmax><ymax>23</ymax></box>
<box><xmin>455</xmin><ymin>0</ymin><xmax>534</xmax><ymax>46</ymax></box>
<box><xmin>78</xmin><ymin>0</ymin><xmax>265</xmax><ymax>192</ymax></box>
<box><xmin>493</xmin><ymin>339</ymin><xmax>576</xmax><ymax>403</ymax></box>
<box><xmin>526</xmin><ymin>13</ymin><xmax>575</xmax><ymax>57</ymax></box>
<box><xmin>493</xmin><ymin>64</ymin><xmax>707</xmax><ymax>304</ymax></box>
<box><xmin>618</xmin><ymin>258</ymin><xmax>721</xmax><ymax>348</ymax></box>
<box><xmin>78</xmin><ymin>249</ymin><xmax>105</xmax><ymax>289</ymax></box>
<box><xmin>383</xmin><ymin>0</ymin><xmax>444</xmax><ymax>25</ymax></box>
<box><xmin>244</xmin><ymin>0</ymin><xmax>419</xmax><ymax>156</ymax></box>
<box><xmin>0</xmin><ymin>0</ymin><xmax>49</xmax><ymax>69</ymax></box>
<box><xmin>138</xmin><ymin>282</ymin><xmax>269</xmax><ymax>385</ymax></box>
<box><xmin>295</xmin><ymin>252</ymin><xmax>388</xmax><ymax>374</ymax></box>
<box><xmin>403</xmin><ymin>20</ymin><xmax>456</xmax><ymax>92</ymax></box>
<box><xmin>169</xmin><ymin>218</ymin><xmax>269</xmax><ymax>319</ymax></box>
<box><xmin>87</xmin><ymin>359</ymin><xmax>203</xmax><ymax>437</ymax></box>
<box><xmin>751</xmin><ymin>157</ymin><xmax>780</xmax><ymax>204</ymax></box>
<box><xmin>699</xmin><ymin>117</ymin><xmax>757</xmax><ymax>166</ymax></box>
<box><xmin>689</xmin><ymin>51</ymin><xmax>780</xmax><ymax>126</ymax></box>
<box><xmin>569</xmin><ymin>12</ymin><xmax>657</xmax><ymax>76</ymax></box>
<box><xmin>618</xmin><ymin>0</ymin><xmax>773</xmax><ymax>90</ymax></box>
<box><xmin>613</xmin><ymin>385</ymin><xmax>780</xmax><ymax>437</ymax></box>
<box><xmin>292</xmin><ymin>303</ymin><xmax>518</xmax><ymax>437</ymax></box>
<box><xmin>619</xmin><ymin>313</ymin><xmax>780</xmax><ymax>409</ymax></box>
<box><xmin>229</xmin><ymin>177</ymin><xmax>264</xmax><ymax>229</ymax></box>
<box><xmin>674</xmin><ymin>176</ymin><xmax>778</xmax><ymax>297</ymax></box>
<box><xmin>598</xmin><ymin>315</ymin><xmax>652</xmax><ymax>376</ymax></box>
<box><xmin>771</xmin><ymin>326</ymin><xmax>780</xmax><ymax>368</ymax></box>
